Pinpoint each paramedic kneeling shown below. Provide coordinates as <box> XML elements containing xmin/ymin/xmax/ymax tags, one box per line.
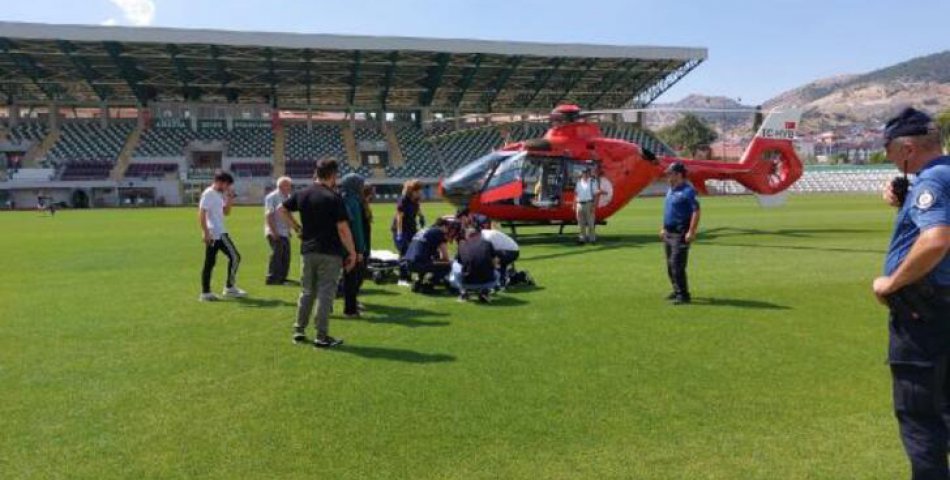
<box><xmin>404</xmin><ymin>218</ymin><xmax>453</xmax><ymax>292</ymax></box>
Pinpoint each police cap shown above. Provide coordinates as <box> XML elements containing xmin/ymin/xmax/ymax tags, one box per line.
<box><xmin>884</xmin><ymin>107</ymin><xmax>934</xmax><ymax>143</ymax></box>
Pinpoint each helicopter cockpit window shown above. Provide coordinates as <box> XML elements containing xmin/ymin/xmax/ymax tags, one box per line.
<box><xmin>442</xmin><ymin>151</ymin><xmax>515</xmax><ymax>197</ymax></box>
<box><xmin>483</xmin><ymin>152</ymin><xmax>525</xmax><ymax>191</ymax></box>
<box><xmin>478</xmin><ymin>152</ymin><xmax>528</xmax><ymax>205</ymax></box>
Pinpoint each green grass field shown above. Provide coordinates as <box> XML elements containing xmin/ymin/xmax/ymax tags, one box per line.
<box><xmin>0</xmin><ymin>194</ymin><xmax>909</xmax><ymax>479</ymax></box>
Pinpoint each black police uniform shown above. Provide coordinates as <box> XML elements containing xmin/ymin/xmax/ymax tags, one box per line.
<box><xmin>880</xmin><ymin>108</ymin><xmax>950</xmax><ymax>479</ymax></box>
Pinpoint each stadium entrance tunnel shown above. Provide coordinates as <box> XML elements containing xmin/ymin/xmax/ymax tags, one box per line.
<box><xmin>71</xmin><ymin>189</ymin><xmax>89</xmax><ymax>209</ymax></box>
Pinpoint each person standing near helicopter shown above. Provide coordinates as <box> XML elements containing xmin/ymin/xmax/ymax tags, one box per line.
<box><xmin>392</xmin><ymin>179</ymin><xmax>425</xmax><ymax>287</ymax></box>
<box><xmin>575</xmin><ymin>167</ymin><xmax>597</xmax><ymax>244</ymax></box>
<box><xmin>661</xmin><ymin>162</ymin><xmax>701</xmax><ymax>305</ymax></box>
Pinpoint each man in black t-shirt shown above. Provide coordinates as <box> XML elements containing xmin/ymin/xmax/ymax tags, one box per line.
<box><xmin>456</xmin><ymin>228</ymin><xmax>498</xmax><ymax>303</ymax></box>
<box><xmin>278</xmin><ymin>158</ymin><xmax>357</xmax><ymax>349</ymax></box>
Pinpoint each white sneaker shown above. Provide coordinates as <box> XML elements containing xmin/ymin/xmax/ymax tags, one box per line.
<box><xmin>397</xmin><ymin>280</ymin><xmax>412</xmax><ymax>288</ymax></box>
<box><xmin>198</xmin><ymin>293</ymin><xmax>220</xmax><ymax>302</ymax></box>
<box><xmin>222</xmin><ymin>286</ymin><xmax>248</xmax><ymax>298</ymax></box>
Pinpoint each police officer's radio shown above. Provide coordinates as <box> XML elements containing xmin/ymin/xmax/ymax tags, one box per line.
<box><xmin>890</xmin><ymin>160</ymin><xmax>909</xmax><ymax>208</ymax></box>
<box><xmin>891</xmin><ymin>176</ymin><xmax>909</xmax><ymax>207</ymax></box>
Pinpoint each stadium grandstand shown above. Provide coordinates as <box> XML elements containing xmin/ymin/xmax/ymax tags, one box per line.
<box><xmin>0</xmin><ymin>21</ymin><xmax>886</xmax><ymax>209</ymax></box>
<box><xmin>0</xmin><ymin>21</ymin><xmax>707</xmax><ymax>207</ymax></box>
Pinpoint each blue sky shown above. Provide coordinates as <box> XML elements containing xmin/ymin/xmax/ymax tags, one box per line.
<box><xmin>3</xmin><ymin>0</ymin><xmax>948</xmax><ymax>104</ymax></box>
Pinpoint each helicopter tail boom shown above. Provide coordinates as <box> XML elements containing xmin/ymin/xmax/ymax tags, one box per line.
<box><xmin>673</xmin><ymin>108</ymin><xmax>804</xmax><ymax>195</ymax></box>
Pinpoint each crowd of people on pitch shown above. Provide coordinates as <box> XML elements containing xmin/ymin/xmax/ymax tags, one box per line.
<box><xmin>197</xmin><ymin>158</ymin><xmax>531</xmax><ymax>349</ymax></box>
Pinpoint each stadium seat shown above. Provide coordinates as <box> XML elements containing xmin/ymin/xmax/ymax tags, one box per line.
<box><xmin>124</xmin><ymin>163</ymin><xmax>179</xmax><ymax>180</ymax></box>
<box><xmin>48</xmin><ymin>121</ymin><xmax>134</xmax><ymax>165</ymax></box>
<box><xmin>135</xmin><ymin>124</ymin><xmax>273</xmax><ymax>158</ymax></box>
<box><xmin>230</xmin><ymin>162</ymin><xmax>273</xmax><ymax>178</ymax></box>
<box><xmin>285</xmin><ymin>123</ymin><xmax>353</xmax><ymax>178</ymax></box>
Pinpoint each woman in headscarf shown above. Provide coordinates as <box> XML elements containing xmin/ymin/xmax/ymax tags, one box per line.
<box><xmin>340</xmin><ymin>173</ymin><xmax>367</xmax><ymax>318</ymax></box>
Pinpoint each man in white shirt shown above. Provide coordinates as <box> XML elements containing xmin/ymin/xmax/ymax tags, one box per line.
<box><xmin>590</xmin><ymin>165</ymin><xmax>610</xmax><ymax>243</ymax></box>
<box><xmin>264</xmin><ymin>176</ymin><xmax>294</xmax><ymax>285</ymax></box>
<box><xmin>198</xmin><ymin>170</ymin><xmax>246</xmax><ymax>301</ymax></box>
<box><xmin>574</xmin><ymin>167</ymin><xmax>596</xmax><ymax>244</ymax></box>
<box><xmin>480</xmin><ymin>227</ymin><xmax>520</xmax><ymax>288</ymax></box>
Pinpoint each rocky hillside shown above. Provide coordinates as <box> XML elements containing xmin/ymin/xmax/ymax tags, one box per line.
<box><xmin>764</xmin><ymin>50</ymin><xmax>950</xmax><ymax>131</ymax></box>
<box><xmin>644</xmin><ymin>94</ymin><xmax>756</xmax><ymax>133</ymax></box>
<box><xmin>650</xmin><ymin>50</ymin><xmax>950</xmax><ymax>135</ymax></box>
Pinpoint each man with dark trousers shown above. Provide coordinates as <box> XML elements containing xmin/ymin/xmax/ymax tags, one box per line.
<box><xmin>278</xmin><ymin>158</ymin><xmax>357</xmax><ymax>349</ymax></box>
<box><xmin>873</xmin><ymin>107</ymin><xmax>950</xmax><ymax>480</ymax></box>
<box><xmin>264</xmin><ymin>176</ymin><xmax>293</xmax><ymax>285</ymax></box>
<box><xmin>198</xmin><ymin>170</ymin><xmax>246</xmax><ymax>301</ymax></box>
<box><xmin>456</xmin><ymin>227</ymin><xmax>498</xmax><ymax>303</ymax></box>
<box><xmin>660</xmin><ymin>162</ymin><xmax>700</xmax><ymax>305</ymax></box>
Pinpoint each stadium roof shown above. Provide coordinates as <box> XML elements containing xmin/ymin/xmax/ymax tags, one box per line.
<box><xmin>0</xmin><ymin>21</ymin><xmax>706</xmax><ymax>113</ymax></box>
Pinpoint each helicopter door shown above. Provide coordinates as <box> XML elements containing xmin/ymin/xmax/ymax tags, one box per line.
<box><xmin>479</xmin><ymin>152</ymin><xmax>526</xmax><ymax>205</ymax></box>
<box><xmin>525</xmin><ymin>156</ymin><xmax>567</xmax><ymax>208</ymax></box>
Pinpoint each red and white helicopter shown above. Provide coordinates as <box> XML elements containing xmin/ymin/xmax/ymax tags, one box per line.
<box><xmin>439</xmin><ymin>104</ymin><xmax>803</xmax><ymax>228</ymax></box>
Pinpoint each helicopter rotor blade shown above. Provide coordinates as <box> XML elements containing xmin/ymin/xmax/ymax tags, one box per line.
<box><xmin>584</xmin><ymin>107</ymin><xmax>759</xmax><ymax>116</ymax></box>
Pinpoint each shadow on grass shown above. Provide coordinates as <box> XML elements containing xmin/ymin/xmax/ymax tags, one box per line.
<box><xmin>504</xmin><ymin>285</ymin><xmax>546</xmax><ymax>294</ymax></box>
<box><xmin>518</xmin><ymin>240</ymin><xmax>636</xmax><ymax>262</ymax></box>
<box><xmin>480</xmin><ymin>295</ymin><xmax>530</xmax><ymax>307</ymax></box>
<box><xmin>345</xmin><ymin>302</ymin><xmax>451</xmax><ymax>328</ymax></box>
<box><xmin>705</xmin><ymin>241</ymin><xmax>885</xmax><ymax>255</ymax></box>
<box><xmin>234</xmin><ymin>297</ymin><xmax>297</xmax><ymax>308</ymax></box>
<box><xmin>359</xmin><ymin>287</ymin><xmax>399</xmax><ymax>296</ymax></box>
<box><xmin>516</xmin><ymin>233</ymin><xmax>656</xmax><ymax>247</ymax></box>
<box><xmin>702</xmin><ymin>227</ymin><xmax>876</xmax><ymax>240</ymax></box>
<box><xmin>689</xmin><ymin>297</ymin><xmax>791</xmax><ymax>310</ymax></box>
<box><xmin>335</xmin><ymin>345</ymin><xmax>456</xmax><ymax>363</ymax></box>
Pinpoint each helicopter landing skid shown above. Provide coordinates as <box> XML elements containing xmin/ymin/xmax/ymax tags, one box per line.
<box><xmin>500</xmin><ymin>220</ymin><xmax>607</xmax><ymax>239</ymax></box>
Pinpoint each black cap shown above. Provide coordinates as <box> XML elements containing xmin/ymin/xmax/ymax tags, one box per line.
<box><xmin>665</xmin><ymin>162</ymin><xmax>687</xmax><ymax>175</ymax></box>
<box><xmin>884</xmin><ymin>107</ymin><xmax>934</xmax><ymax>142</ymax></box>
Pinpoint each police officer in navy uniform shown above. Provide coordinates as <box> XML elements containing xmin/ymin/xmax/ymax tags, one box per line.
<box><xmin>873</xmin><ymin>107</ymin><xmax>950</xmax><ymax>480</ymax></box>
<box><xmin>661</xmin><ymin>162</ymin><xmax>701</xmax><ymax>305</ymax></box>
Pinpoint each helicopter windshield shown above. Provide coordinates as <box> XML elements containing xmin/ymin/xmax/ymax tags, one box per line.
<box><xmin>442</xmin><ymin>150</ymin><xmax>517</xmax><ymax>197</ymax></box>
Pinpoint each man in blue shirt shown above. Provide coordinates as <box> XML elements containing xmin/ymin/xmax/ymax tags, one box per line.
<box><xmin>661</xmin><ymin>162</ymin><xmax>701</xmax><ymax>305</ymax></box>
<box><xmin>872</xmin><ymin>107</ymin><xmax>950</xmax><ymax>479</ymax></box>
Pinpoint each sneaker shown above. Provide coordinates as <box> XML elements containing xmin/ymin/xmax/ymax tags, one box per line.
<box><xmin>198</xmin><ymin>292</ymin><xmax>220</xmax><ymax>302</ymax></box>
<box><xmin>292</xmin><ymin>333</ymin><xmax>308</xmax><ymax>345</ymax></box>
<box><xmin>666</xmin><ymin>292</ymin><xmax>678</xmax><ymax>300</ymax></box>
<box><xmin>457</xmin><ymin>292</ymin><xmax>470</xmax><ymax>303</ymax></box>
<box><xmin>314</xmin><ymin>336</ymin><xmax>344</xmax><ymax>349</ymax></box>
<box><xmin>397</xmin><ymin>280</ymin><xmax>412</xmax><ymax>288</ymax></box>
<box><xmin>672</xmin><ymin>296</ymin><xmax>691</xmax><ymax>305</ymax></box>
<box><xmin>478</xmin><ymin>291</ymin><xmax>492</xmax><ymax>303</ymax></box>
<box><xmin>223</xmin><ymin>286</ymin><xmax>248</xmax><ymax>298</ymax></box>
